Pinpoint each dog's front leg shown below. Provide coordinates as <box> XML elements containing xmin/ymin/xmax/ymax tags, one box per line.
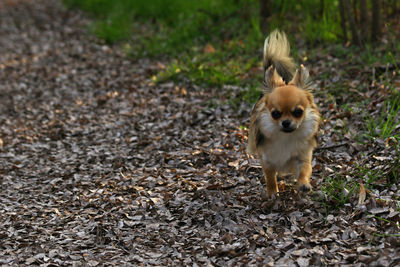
<box><xmin>261</xmin><ymin>163</ymin><xmax>278</xmax><ymax>197</ymax></box>
<box><xmin>297</xmin><ymin>161</ymin><xmax>312</xmax><ymax>193</ymax></box>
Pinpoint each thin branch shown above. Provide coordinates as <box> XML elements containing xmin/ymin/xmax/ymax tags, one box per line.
<box><xmin>315</xmin><ymin>142</ymin><xmax>349</xmax><ymax>151</ymax></box>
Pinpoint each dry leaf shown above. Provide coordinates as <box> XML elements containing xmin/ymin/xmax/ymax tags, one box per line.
<box><xmin>358</xmin><ymin>183</ymin><xmax>366</xmax><ymax>206</ymax></box>
<box><xmin>156</xmin><ymin>62</ymin><xmax>165</xmax><ymax>69</ymax></box>
<box><xmin>203</xmin><ymin>43</ymin><xmax>215</xmax><ymax>53</ymax></box>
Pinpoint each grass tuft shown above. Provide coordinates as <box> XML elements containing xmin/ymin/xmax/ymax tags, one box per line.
<box><xmin>321</xmin><ymin>174</ymin><xmax>358</xmax><ymax>210</ymax></box>
<box><xmin>364</xmin><ymin>91</ymin><xmax>400</xmax><ymax>142</ymax></box>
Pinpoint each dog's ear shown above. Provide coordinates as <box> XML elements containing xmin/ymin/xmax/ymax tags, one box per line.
<box><xmin>263</xmin><ymin>66</ymin><xmax>285</xmax><ymax>91</ymax></box>
<box><xmin>289</xmin><ymin>64</ymin><xmax>309</xmax><ymax>88</ymax></box>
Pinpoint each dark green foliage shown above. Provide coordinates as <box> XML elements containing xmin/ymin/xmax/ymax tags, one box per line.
<box><xmin>64</xmin><ymin>0</ymin><xmax>261</xmax><ymax>54</ymax></box>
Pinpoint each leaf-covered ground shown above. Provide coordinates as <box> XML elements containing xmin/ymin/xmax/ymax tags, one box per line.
<box><xmin>0</xmin><ymin>0</ymin><xmax>399</xmax><ymax>266</ymax></box>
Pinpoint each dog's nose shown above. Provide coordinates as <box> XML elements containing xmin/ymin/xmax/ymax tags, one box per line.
<box><xmin>282</xmin><ymin>120</ymin><xmax>291</xmax><ymax>128</ymax></box>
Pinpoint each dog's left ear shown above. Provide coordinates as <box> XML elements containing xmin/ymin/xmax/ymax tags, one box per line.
<box><xmin>289</xmin><ymin>64</ymin><xmax>309</xmax><ymax>88</ymax></box>
<box><xmin>263</xmin><ymin>66</ymin><xmax>285</xmax><ymax>92</ymax></box>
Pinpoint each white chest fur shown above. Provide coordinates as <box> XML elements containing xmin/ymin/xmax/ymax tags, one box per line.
<box><xmin>259</xmin><ymin>134</ymin><xmax>308</xmax><ymax>171</ymax></box>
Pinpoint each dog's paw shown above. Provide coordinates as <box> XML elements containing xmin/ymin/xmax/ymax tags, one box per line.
<box><xmin>298</xmin><ymin>183</ymin><xmax>312</xmax><ymax>193</ymax></box>
<box><xmin>261</xmin><ymin>190</ymin><xmax>279</xmax><ymax>201</ymax></box>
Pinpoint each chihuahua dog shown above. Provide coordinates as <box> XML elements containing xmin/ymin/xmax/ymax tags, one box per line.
<box><xmin>247</xmin><ymin>30</ymin><xmax>320</xmax><ymax>198</ymax></box>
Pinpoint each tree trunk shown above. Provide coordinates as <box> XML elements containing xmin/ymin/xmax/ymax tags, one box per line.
<box><xmin>392</xmin><ymin>0</ymin><xmax>398</xmax><ymax>17</ymax></box>
<box><xmin>319</xmin><ymin>0</ymin><xmax>325</xmax><ymax>18</ymax></box>
<box><xmin>259</xmin><ymin>0</ymin><xmax>271</xmax><ymax>34</ymax></box>
<box><xmin>343</xmin><ymin>0</ymin><xmax>362</xmax><ymax>46</ymax></box>
<box><xmin>359</xmin><ymin>0</ymin><xmax>368</xmax><ymax>41</ymax></box>
<box><xmin>371</xmin><ymin>0</ymin><xmax>381</xmax><ymax>42</ymax></box>
<box><xmin>338</xmin><ymin>0</ymin><xmax>348</xmax><ymax>42</ymax></box>
<box><xmin>352</xmin><ymin>0</ymin><xmax>359</xmax><ymax>24</ymax></box>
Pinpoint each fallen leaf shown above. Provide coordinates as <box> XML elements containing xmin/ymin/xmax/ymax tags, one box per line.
<box><xmin>358</xmin><ymin>183</ymin><xmax>366</xmax><ymax>206</ymax></box>
<box><xmin>203</xmin><ymin>43</ymin><xmax>215</xmax><ymax>53</ymax></box>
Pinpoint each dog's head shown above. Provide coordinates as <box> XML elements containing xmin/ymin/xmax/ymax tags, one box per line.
<box><xmin>259</xmin><ymin>65</ymin><xmax>318</xmax><ymax>135</ymax></box>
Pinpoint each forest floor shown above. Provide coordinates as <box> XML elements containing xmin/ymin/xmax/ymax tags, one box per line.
<box><xmin>0</xmin><ymin>0</ymin><xmax>399</xmax><ymax>266</ymax></box>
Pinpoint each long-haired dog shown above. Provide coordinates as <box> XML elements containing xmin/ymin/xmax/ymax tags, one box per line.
<box><xmin>247</xmin><ymin>30</ymin><xmax>320</xmax><ymax>198</ymax></box>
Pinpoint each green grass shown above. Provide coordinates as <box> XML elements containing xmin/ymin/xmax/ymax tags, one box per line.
<box><xmin>320</xmin><ymin>174</ymin><xmax>358</xmax><ymax>210</ymax></box>
<box><xmin>397</xmin><ymin>197</ymin><xmax>400</xmax><ymax>212</ymax></box>
<box><xmin>154</xmin><ymin>49</ymin><xmax>259</xmax><ymax>87</ymax></box>
<box><xmin>354</xmin><ymin>166</ymin><xmax>392</xmax><ymax>190</ymax></box>
<box><xmin>363</xmin><ymin>91</ymin><xmax>400</xmax><ymax>142</ymax></box>
<box><xmin>321</xmin><ymin>175</ymin><xmax>358</xmax><ymax>208</ymax></box>
<box><xmin>152</xmin><ymin>43</ymin><xmax>262</xmax><ymax>87</ymax></box>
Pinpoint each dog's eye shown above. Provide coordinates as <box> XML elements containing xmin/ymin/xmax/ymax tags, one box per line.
<box><xmin>292</xmin><ymin>108</ymin><xmax>303</xmax><ymax>118</ymax></box>
<box><xmin>271</xmin><ymin>110</ymin><xmax>282</xmax><ymax>119</ymax></box>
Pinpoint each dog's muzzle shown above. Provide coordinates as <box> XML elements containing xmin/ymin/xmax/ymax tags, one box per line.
<box><xmin>281</xmin><ymin>120</ymin><xmax>296</xmax><ymax>133</ymax></box>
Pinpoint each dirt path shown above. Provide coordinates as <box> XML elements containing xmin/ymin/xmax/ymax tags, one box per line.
<box><xmin>0</xmin><ymin>0</ymin><xmax>399</xmax><ymax>266</ymax></box>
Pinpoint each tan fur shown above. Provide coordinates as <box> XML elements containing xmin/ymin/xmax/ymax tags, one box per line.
<box><xmin>248</xmin><ymin>30</ymin><xmax>320</xmax><ymax>198</ymax></box>
<box><xmin>263</xmin><ymin>30</ymin><xmax>296</xmax><ymax>88</ymax></box>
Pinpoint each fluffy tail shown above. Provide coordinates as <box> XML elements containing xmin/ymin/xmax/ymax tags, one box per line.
<box><xmin>263</xmin><ymin>30</ymin><xmax>295</xmax><ymax>85</ymax></box>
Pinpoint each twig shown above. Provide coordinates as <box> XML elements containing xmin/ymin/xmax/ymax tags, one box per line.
<box><xmin>173</xmin><ymin>138</ymin><xmax>212</xmax><ymax>155</ymax></box>
<box><xmin>315</xmin><ymin>142</ymin><xmax>348</xmax><ymax>151</ymax></box>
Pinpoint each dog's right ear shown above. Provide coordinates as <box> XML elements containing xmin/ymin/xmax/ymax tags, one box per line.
<box><xmin>288</xmin><ymin>64</ymin><xmax>309</xmax><ymax>88</ymax></box>
<box><xmin>263</xmin><ymin>66</ymin><xmax>285</xmax><ymax>92</ymax></box>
